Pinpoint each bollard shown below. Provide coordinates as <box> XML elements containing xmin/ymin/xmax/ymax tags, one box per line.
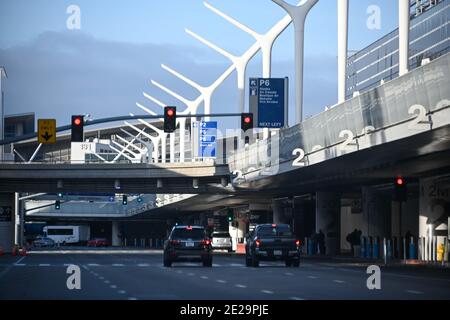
<box><xmin>387</xmin><ymin>239</ymin><xmax>392</xmax><ymax>259</ymax></box>
<box><xmin>409</xmin><ymin>237</ymin><xmax>416</xmax><ymax>260</ymax></box>
<box><xmin>360</xmin><ymin>237</ymin><xmax>366</xmax><ymax>258</ymax></box>
<box><xmin>403</xmin><ymin>237</ymin><xmax>407</xmax><ymax>261</ymax></box>
<box><xmin>373</xmin><ymin>237</ymin><xmax>379</xmax><ymax>259</ymax></box>
<box><xmin>366</xmin><ymin>237</ymin><xmax>372</xmax><ymax>259</ymax></box>
<box><xmin>383</xmin><ymin>238</ymin><xmax>387</xmax><ymax>265</ymax></box>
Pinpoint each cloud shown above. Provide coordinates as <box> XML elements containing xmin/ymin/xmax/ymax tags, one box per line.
<box><xmin>0</xmin><ymin>30</ymin><xmax>337</xmax><ymax>129</ymax></box>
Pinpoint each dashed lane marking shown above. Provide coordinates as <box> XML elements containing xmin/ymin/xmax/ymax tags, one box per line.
<box><xmin>201</xmin><ymin>276</ymin><xmax>209</xmax><ymax>280</ymax></box>
<box><xmin>261</xmin><ymin>290</ymin><xmax>274</xmax><ymax>294</ymax></box>
<box><xmin>333</xmin><ymin>280</ymin><xmax>345</xmax><ymax>284</ymax></box>
<box><xmin>235</xmin><ymin>284</ymin><xmax>247</xmax><ymax>288</ymax></box>
<box><xmin>216</xmin><ymin>280</ymin><xmax>227</xmax><ymax>284</ymax></box>
<box><xmin>406</xmin><ymin>290</ymin><xmax>424</xmax><ymax>295</ymax></box>
<box><xmin>290</xmin><ymin>297</ymin><xmax>305</xmax><ymax>300</ymax></box>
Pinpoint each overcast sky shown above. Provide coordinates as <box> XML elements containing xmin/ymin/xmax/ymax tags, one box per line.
<box><xmin>0</xmin><ymin>0</ymin><xmax>399</xmax><ymax>129</ymax></box>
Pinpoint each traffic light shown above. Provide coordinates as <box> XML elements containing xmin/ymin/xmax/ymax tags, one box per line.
<box><xmin>394</xmin><ymin>177</ymin><xmax>408</xmax><ymax>202</ymax></box>
<box><xmin>164</xmin><ymin>107</ymin><xmax>177</xmax><ymax>133</ymax></box>
<box><xmin>55</xmin><ymin>200</ymin><xmax>61</xmax><ymax>210</ymax></box>
<box><xmin>227</xmin><ymin>209</ymin><xmax>234</xmax><ymax>222</ymax></box>
<box><xmin>241</xmin><ymin>113</ymin><xmax>254</xmax><ymax>132</ymax></box>
<box><xmin>71</xmin><ymin>115</ymin><xmax>84</xmax><ymax>142</ymax></box>
<box><xmin>122</xmin><ymin>195</ymin><xmax>128</xmax><ymax>205</ymax></box>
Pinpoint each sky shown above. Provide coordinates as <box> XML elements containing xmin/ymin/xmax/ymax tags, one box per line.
<box><xmin>0</xmin><ymin>0</ymin><xmax>400</xmax><ymax>130</ymax></box>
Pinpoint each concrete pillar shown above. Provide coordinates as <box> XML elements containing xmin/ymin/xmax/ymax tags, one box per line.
<box><xmin>337</xmin><ymin>0</ymin><xmax>349</xmax><ymax>104</ymax></box>
<box><xmin>272</xmin><ymin>199</ymin><xmax>288</xmax><ymax>224</ymax></box>
<box><xmin>0</xmin><ymin>193</ymin><xmax>15</xmax><ymax>253</ymax></box>
<box><xmin>419</xmin><ymin>177</ymin><xmax>449</xmax><ymax>244</ymax></box>
<box><xmin>0</xmin><ymin>68</ymin><xmax>6</xmax><ymax>161</ymax></box>
<box><xmin>316</xmin><ymin>192</ymin><xmax>341</xmax><ymax>255</ymax></box>
<box><xmin>362</xmin><ymin>187</ymin><xmax>390</xmax><ymax>238</ymax></box>
<box><xmin>399</xmin><ymin>0</ymin><xmax>410</xmax><ymax>76</ymax></box>
<box><xmin>112</xmin><ymin>221</ymin><xmax>121</xmax><ymax>247</ymax></box>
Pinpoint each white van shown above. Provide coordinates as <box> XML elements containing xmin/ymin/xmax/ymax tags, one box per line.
<box><xmin>43</xmin><ymin>226</ymin><xmax>90</xmax><ymax>245</ymax></box>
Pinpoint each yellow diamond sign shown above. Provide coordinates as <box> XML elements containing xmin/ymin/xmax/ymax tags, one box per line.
<box><xmin>38</xmin><ymin>119</ymin><xmax>56</xmax><ymax>144</ymax></box>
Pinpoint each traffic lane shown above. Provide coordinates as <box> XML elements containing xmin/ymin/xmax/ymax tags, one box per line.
<box><xmin>0</xmin><ymin>263</ymin><xmax>123</xmax><ymax>300</ymax></box>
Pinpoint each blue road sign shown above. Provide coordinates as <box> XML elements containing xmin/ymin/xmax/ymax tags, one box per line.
<box><xmin>199</xmin><ymin>121</ymin><xmax>217</xmax><ymax>158</ymax></box>
<box><xmin>249</xmin><ymin>78</ymin><xmax>288</xmax><ymax>128</ymax></box>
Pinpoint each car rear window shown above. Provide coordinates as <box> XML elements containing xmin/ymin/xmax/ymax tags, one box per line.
<box><xmin>171</xmin><ymin>228</ymin><xmax>205</xmax><ymax>239</ymax></box>
<box><xmin>257</xmin><ymin>225</ymin><xmax>293</xmax><ymax>237</ymax></box>
<box><xmin>213</xmin><ymin>233</ymin><xmax>230</xmax><ymax>238</ymax></box>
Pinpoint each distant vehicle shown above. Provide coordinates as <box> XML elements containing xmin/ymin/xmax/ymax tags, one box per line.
<box><xmin>211</xmin><ymin>231</ymin><xmax>233</xmax><ymax>252</ymax></box>
<box><xmin>87</xmin><ymin>238</ymin><xmax>109</xmax><ymax>247</ymax></box>
<box><xmin>245</xmin><ymin>224</ymin><xmax>301</xmax><ymax>268</ymax></box>
<box><xmin>43</xmin><ymin>226</ymin><xmax>90</xmax><ymax>245</ymax></box>
<box><xmin>32</xmin><ymin>237</ymin><xmax>55</xmax><ymax>248</ymax></box>
<box><xmin>163</xmin><ymin>225</ymin><xmax>213</xmax><ymax>267</ymax></box>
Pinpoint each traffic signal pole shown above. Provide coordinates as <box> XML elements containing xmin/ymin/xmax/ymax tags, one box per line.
<box><xmin>0</xmin><ymin>113</ymin><xmax>247</xmax><ymax>146</ymax></box>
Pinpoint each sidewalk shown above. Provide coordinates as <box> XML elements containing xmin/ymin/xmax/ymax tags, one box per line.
<box><xmin>301</xmin><ymin>254</ymin><xmax>450</xmax><ymax>269</ymax></box>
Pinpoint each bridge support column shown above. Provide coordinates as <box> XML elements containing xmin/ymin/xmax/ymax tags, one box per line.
<box><xmin>0</xmin><ymin>193</ymin><xmax>15</xmax><ymax>253</ymax></box>
<box><xmin>362</xmin><ymin>187</ymin><xmax>390</xmax><ymax>239</ymax></box>
<box><xmin>112</xmin><ymin>221</ymin><xmax>121</xmax><ymax>247</ymax></box>
<box><xmin>419</xmin><ymin>177</ymin><xmax>449</xmax><ymax>260</ymax></box>
<box><xmin>272</xmin><ymin>199</ymin><xmax>289</xmax><ymax>225</ymax></box>
<box><xmin>316</xmin><ymin>192</ymin><xmax>341</xmax><ymax>256</ymax></box>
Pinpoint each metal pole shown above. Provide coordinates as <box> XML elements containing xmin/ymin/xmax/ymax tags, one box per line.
<box><xmin>383</xmin><ymin>237</ymin><xmax>387</xmax><ymax>265</ymax></box>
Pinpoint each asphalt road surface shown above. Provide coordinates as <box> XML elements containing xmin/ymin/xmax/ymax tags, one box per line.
<box><xmin>1</xmin><ymin>250</ymin><xmax>449</xmax><ymax>300</ymax></box>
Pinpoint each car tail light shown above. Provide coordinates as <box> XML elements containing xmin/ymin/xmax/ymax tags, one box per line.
<box><xmin>255</xmin><ymin>239</ymin><xmax>261</xmax><ymax>248</ymax></box>
<box><xmin>202</xmin><ymin>239</ymin><xmax>211</xmax><ymax>246</ymax></box>
<box><xmin>186</xmin><ymin>226</ymin><xmax>193</xmax><ymax>230</ymax></box>
<box><xmin>295</xmin><ymin>240</ymin><xmax>301</xmax><ymax>247</ymax></box>
<box><xmin>170</xmin><ymin>240</ymin><xmax>181</xmax><ymax>245</ymax></box>
<box><xmin>271</xmin><ymin>224</ymin><xmax>277</xmax><ymax>228</ymax></box>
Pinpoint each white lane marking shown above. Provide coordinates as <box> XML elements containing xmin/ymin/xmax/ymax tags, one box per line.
<box><xmin>138</xmin><ymin>263</ymin><xmax>150</xmax><ymax>267</ymax></box>
<box><xmin>213</xmin><ymin>264</ymin><xmax>222</xmax><ymax>267</ymax></box>
<box><xmin>118</xmin><ymin>290</ymin><xmax>127</xmax><ymax>295</ymax></box>
<box><xmin>230</xmin><ymin>263</ymin><xmax>245</xmax><ymax>267</ymax></box>
<box><xmin>235</xmin><ymin>284</ymin><xmax>247</xmax><ymax>289</ymax></box>
<box><xmin>63</xmin><ymin>264</ymin><xmax>72</xmax><ymax>267</ymax></box>
<box><xmin>285</xmin><ymin>272</ymin><xmax>294</xmax><ymax>276</ymax></box>
<box><xmin>104</xmin><ymin>280</ymin><xmax>110</xmax><ymax>284</ymax></box>
<box><xmin>128</xmin><ymin>297</ymin><xmax>138</xmax><ymax>300</ymax></box>
<box><xmin>201</xmin><ymin>276</ymin><xmax>209</xmax><ymax>280</ymax></box>
<box><xmin>99</xmin><ymin>276</ymin><xmax>104</xmax><ymax>280</ymax></box>
<box><xmin>290</xmin><ymin>297</ymin><xmax>305</xmax><ymax>301</ymax></box>
<box><xmin>14</xmin><ymin>256</ymin><xmax>27</xmax><ymax>265</ymax></box>
<box><xmin>216</xmin><ymin>280</ymin><xmax>227</xmax><ymax>284</ymax></box>
<box><xmin>333</xmin><ymin>280</ymin><xmax>345</xmax><ymax>284</ymax></box>
<box><xmin>187</xmin><ymin>273</ymin><xmax>195</xmax><ymax>276</ymax></box>
<box><xmin>261</xmin><ymin>290</ymin><xmax>274</xmax><ymax>294</ymax></box>
<box><xmin>176</xmin><ymin>270</ymin><xmax>183</xmax><ymax>274</ymax></box>
<box><xmin>88</xmin><ymin>264</ymin><xmax>100</xmax><ymax>267</ymax></box>
<box><xmin>406</xmin><ymin>290</ymin><xmax>424</xmax><ymax>295</ymax></box>
<box><xmin>307</xmin><ymin>276</ymin><xmax>319</xmax><ymax>279</ymax></box>
<box><xmin>110</xmin><ymin>285</ymin><xmax>117</xmax><ymax>289</ymax></box>
<box><xmin>112</xmin><ymin>264</ymin><xmax>124</xmax><ymax>267</ymax></box>
<box><xmin>39</xmin><ymin>264</ymin><xmax>51</xmax><ymax>267</ymax></box>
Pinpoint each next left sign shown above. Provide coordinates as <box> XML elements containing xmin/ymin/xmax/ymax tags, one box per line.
<box><xmin>38</xmin><ymin>119</ymin><xmax>56</xmax><ymax>144</ymax></box>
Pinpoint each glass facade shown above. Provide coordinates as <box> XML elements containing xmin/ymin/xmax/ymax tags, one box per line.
<box><xmin>346</xmin><ymin>0</ymin><xmax>449</xmax><ymax>99</ymax></box>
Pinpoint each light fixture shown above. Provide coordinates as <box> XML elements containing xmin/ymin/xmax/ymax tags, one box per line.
<box><xmin>114</xmin><ymin>179</ymin><xmax>121</xmax><ymax>190</ymax></box>
<box><xmin>193</xmin><ymin>178</ymin><xmax>199</xmax><ymax>189</ymax></box>
<box><xmin>57</xmin><ymin>180</ymin><xmax>63</xmax><ymax>189</ymax></box>
<box><xmin>157</xmin><ymin>179</ymin><xmax>163</xmax><ymax>189</ymax></box>
<box><xmin>221</xmin><ymin>177</ymin><xmax>228</xmax><ymax>187</ymax></box>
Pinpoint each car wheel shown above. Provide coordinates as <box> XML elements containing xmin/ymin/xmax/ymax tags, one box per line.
<box><xmin>163</xmin><ymin>256</ymin><xmax>172</xmax><ymax>267</ymax></box>
<box><xmin>251</xmin><ymin>251</ymin><xmax>259</xmax><ymax>268</ymax></box>
<box><xmin>203</xmin><ymin>257</ymin><xmax>213</xmax><ymax>267</ymax></box>
<box><xmin>245</xmin><ymin>254</ymin><xmax>252</xmax><ymax>267</ymax></box>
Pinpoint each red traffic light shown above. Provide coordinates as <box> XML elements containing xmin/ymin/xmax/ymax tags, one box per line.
<box><xmin>166</xmin><ymin>108</ymin><xmax>175</xmax><ymax>117</ymax></box>
<box><xmin>396</xmin><ymin>178</ymin><xmax>404</xmax><ymax>186</ymax></box>
<box><xmin>73</xmin><ymin>117</ymin><xmax>82</xmax><ymax>126</ymax></box>
<box><xmin>244</xmin><ymin>116</ymin><xmax>252</xmax><ymax>124</ymax></box>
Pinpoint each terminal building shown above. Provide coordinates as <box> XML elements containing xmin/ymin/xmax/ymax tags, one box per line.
<box><xmin>346</xmin><ymin>0</ymin><xmax>449</xmax><ymax>99</ymax></box>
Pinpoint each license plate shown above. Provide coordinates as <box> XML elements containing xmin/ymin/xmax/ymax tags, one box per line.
<box><xmin>274</xmin><ymin>250</ymin><xmax>282</xmax><ymax>256</ymax></box>
<box><xmin>185</xmin><ymin>242</ymin><xmax>195</xmax><ymax>247</ymax></box>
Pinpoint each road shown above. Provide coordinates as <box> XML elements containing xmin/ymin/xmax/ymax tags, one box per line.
<box><xmin>0</xmin><ymin>250</ymin><xmax>449</xmax><ymax>300</ymax></box>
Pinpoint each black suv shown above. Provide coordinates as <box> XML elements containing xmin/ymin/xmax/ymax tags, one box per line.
<box><xmin>163</xmin><ymin>225</ymin><xmax>213</xmax><ymax>267</ymax></box>
<box><xmin>245</xmin><ymin>224</ymin><xmax>301</xmax><ymax>267</ymax></box>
